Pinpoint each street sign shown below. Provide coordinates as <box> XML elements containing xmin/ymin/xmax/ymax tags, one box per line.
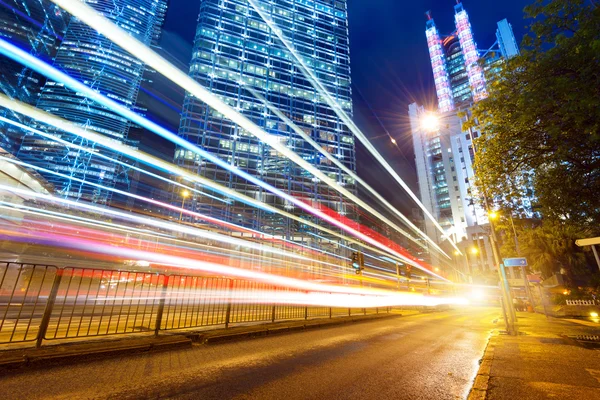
<box><xmin>503</xmin><ymin>257</ymin><xmax>527</xmax><ymax>267</ymax></box>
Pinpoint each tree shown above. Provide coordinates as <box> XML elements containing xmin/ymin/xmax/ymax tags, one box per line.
<box><xmin>465</xmin><ymin>0</ymin><xmax>600</xmax><ymax>228</ymax></box>
<box><xmin>515</xmin><ymin>222</ymin><xmax>592</xmax><ymax>280</ymax></box>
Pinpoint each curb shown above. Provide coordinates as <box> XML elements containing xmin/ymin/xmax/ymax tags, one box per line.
<box><xmin>190</xmin><ymin>313</ymin><xmax>401</xmax><ymax>344</ymax></box>
<box><xmin>0</xmin><ymin>336</ymin><xmax>192</xmax><ymax>371</ymax></box>
<box><xmin>467</xmin><ymin>333</ymin><xmax>498</xmax><ymax>400</ymax></box>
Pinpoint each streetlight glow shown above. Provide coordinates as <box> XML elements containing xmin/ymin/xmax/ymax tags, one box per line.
<box><xmin>421</xmin><ymin>113</ymin><xmax>440</xmax><ymax>132</ymax></box>
<box><xmin>470</xmin><ymin>247</ymin><xmax>479</xmax><ymax>255</ymax></box>
<box><xmin>488</xmin><ymin>211</ymin><xmax>499</xmax><ymax>220</ymax></box>
<box><xmin>181</xmin><ymin>190</ymin><xmax>190</xmax><ymax>198</ymax></box>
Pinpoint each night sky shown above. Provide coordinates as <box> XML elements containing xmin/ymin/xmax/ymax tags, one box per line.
<box><xmin>149</xmin><ymin>0</ymin><xmax>532</xmax><ymax>215</ymax></box>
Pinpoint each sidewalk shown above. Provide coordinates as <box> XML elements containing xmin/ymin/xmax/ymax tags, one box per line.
<box><xmin>469</xmin><ymin>312</ymin><xmax>600</xmax><ymax>400</ymax></box>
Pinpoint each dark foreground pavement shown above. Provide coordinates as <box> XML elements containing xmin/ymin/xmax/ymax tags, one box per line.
<box><xmin>0</xmin><ymin>307</ymin><xmax>500</xmax><ymax>400</ymax></box>
<box><xmin>469</xmin><ymin>312</ymin><xmax>600</xmax><ymax>400</ymax></box>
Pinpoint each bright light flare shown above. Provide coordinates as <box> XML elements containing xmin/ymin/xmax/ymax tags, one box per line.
<box><xmin>421</xmin><ymin>114</ymin><xmax>440</xmax><ymax>132</ymax></box>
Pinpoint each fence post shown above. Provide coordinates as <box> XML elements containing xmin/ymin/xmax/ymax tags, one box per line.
<box><xmin>348</xmin><ymin>308</ymin><xmax>351</xmax><ymax>317</ymax></box>
<box><xmin>376</xmin><ymin>307</ymin><xmax>379</xmax><ymax>314</ymax></box>
<box><xmin>329</xmin><ymin>307</ymin><xmax>332</xmax><ymax>319</ymax></box>
<box><xmin>304</xmin><ymin>306</ymin><xmax>308</xmax><ymax>320</ymax></box>
<box><xmin>154</xmin><ymin>275</ymin><xmax>169</xmax><ymax>336</ymax></box>
<box><xmin>271</xmin><ymin>305</ymin><xmax>276</xmax><ymax>322</ymax></box>
<box><xmin>225</xmin><ymin>279</ymin><xmax>233</xmax><ymax>328</ymax></box>
<box><xmin>37</xmin><ymin>268</ymin><xmax>63</xmax><ymax>348</ymax></box>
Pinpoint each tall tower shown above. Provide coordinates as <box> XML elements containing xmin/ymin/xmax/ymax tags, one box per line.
<box><xmin>16</xmin><ymin>0</ymin><xmax>168</xmax><ymax>205</ymax></box>
<box><xmin>425</xmin><ymin>13</ymin><xmax>454</xmax><ymax>113</ymax></box>
<box><xmin>454</xmin><ymin>2</ymin><xmax>487</xmax><ymax>102</ymax></box>
<box><xmin>176</xmin><ymin>0</ymin><xmax>355</xmax><ymax>240</ymax></box>
<box><xmin>0</xmin><ymin>0</ymin><xmax>69</xmax><ymax>155</ymax></box>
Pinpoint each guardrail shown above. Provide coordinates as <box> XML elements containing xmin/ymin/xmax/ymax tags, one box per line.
<box><xmin>0</xmin><ymin>262</ymin><xmax>392</xmax><ymax>349</ymax></box>
<box><xmin>565</xmin><ymin>299</ymin><xmax>598</xmax><ymax>306</ymax></box>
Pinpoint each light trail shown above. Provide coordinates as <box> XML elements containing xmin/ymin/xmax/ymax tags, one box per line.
<box><xmin>0</xmin><ymin>184</ymin><xmax>344</xmax><ymax>269</ymax></box>
<box><xmin>0</xmin><ymin>111</ymin><xmax>417</xmax><ymax>281</ymax></box>
<box><xmin>247</xmin><ymin>0</ymin><xmax>460</xmax><ymax>255</ymax></box>
<box><xmin>246</xmin><ymin>85</ymin><xmax>447</xmax><ymax>256</ymax></box>
<box><xmin>0</xmin><ymin>36</ymin><xmax>425</xmax><ymax>262</ymax></box>
<box><xmin>2</xmin><ymin>226</ymin><xmax>465</xmax><ymax>305</ymax></box>
<box><xmin>43</xmin><ymin>1</ymin><xmax>451</xmax><ymax>277</ymax></box>
<box><xmin>0</xmin><ymin>96</ymin><xmax>446</xmax><ymax>281</ymax></box>
<box><xmin>0</xmin><ymin>154</ymin><xmax>401</xmax><ymax>276</ymax></box>
<box><xmin>0</xmin><ymin>204</ymin><xmax>352</xmax><ymax>282</ymax></box>
<box><xmin>0</xmin><ymin>154</ymin><xmax>270</xmax><ymax>238</ymax></box>
<box><xmin>0</xmin><ymin>115</ymin><xmax>225</xmax><ymax>204</ymax></box>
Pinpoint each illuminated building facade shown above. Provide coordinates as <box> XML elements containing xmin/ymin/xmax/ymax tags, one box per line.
<box><xmin>426</xmin><ymin>1</ymin><xmax>490</xmax><ymax>112</ymax></box>
<box><xmin>16</xmin><ymin>0</ymin><xmax>168</xmax><ymax>205</ymax></box>
<box><xmin>414</xmin><ymin>2</ymin><xmax>523</xmax><ymax>277</ymax></box>
<box><xmin>176</xmin><ymin>0</ymin><xmax>355</xmax><ymax>240</ymax></box>
<box><xmin>0</xmin><ymin>0</ymin><xmax>69</xmax><ymax>155</ymax></box>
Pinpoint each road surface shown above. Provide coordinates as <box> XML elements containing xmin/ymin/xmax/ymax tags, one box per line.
<box><xmin>0</xmin><ymin>307</ymin><xmax>500</xmax><ymax>399</ymax></box>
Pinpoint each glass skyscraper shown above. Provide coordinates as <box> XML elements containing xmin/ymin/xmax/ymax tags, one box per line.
<box><xmin>16</xmin><ymin>0</ymin><xmax>167</xmax><ymax>205</ymax></box>
<box><xmin>176</xmin><ymin>0</ymin><xmax>355</xmax><ymax>240</ymax></box>
<box><xmin>0</xmin><ymin>0</ymin><xmax>69</xmax><ymax>155</ymax></box>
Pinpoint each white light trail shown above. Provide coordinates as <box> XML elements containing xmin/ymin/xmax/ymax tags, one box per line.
<box><xmin>16</xmin><ymin>227</ymin><xmax>464</xmax><ymax>303</ymax></box>
<box><xmin>247</xmin><ymin>0</ymin><xmax>460</xmax><ymax>255</ymax></box>
<box><xmin>0</xmin><ymin>184</ymin><xmax>342</xmax><ymax>269</ymax></box>
<box><xmin>247</xmin><ymin>86</ymin><xmax>448</xmax><ymax>256</ymax></box>
<box><xmin>44</xmin><ymin>0</ymin><xmax>451</xmax><ymax>277</ymax></box>
<box><xmin>0</xmin><ymin>115</ymin><xmax>224</xmax><ymax>204</ymax></box>
<box><xmin>0</xmin><ymin>95</ymin><xmax>446</xmax><ymax>280</ymax></box>
<box><xmin>0</xmin><ymin>203</ymin><xmax>348</xmax><ymax>279</ymax></box>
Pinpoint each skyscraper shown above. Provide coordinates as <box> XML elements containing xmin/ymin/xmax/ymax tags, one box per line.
<box><xmin>426</xmin><ymin>1</ymin><xmax>486</xmax><ymax>112</ymax></box>
<box><xmin>0</xmin><ymin>0</ymin><xmax>69</xmax><ymax>155</ymax></box>
<box><xmin>176</xmin><ymin>0</ymin><xmax>355</xmax><ymax>240</ymax></box>
<box><xmin>16</xmin><ymin>0</ymin><xmax>168</xmax><ymax>205</ymax></box>
<box><xmin>413</xmin><ymin>2</ymin><xmax>521</xmax><ymax>276</ymax></box>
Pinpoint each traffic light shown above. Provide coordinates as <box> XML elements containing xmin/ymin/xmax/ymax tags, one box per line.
<box><xmin>350</xmin><ymin>251</ymin><xmax>365</xmax><ymax>274</ymax></box>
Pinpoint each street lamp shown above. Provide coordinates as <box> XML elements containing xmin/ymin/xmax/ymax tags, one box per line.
<box><xmin>179</xmin><ymin>190</ymin><xmax>190</xmax><ymax>222</ymax></box>
<box><xmin>421</xmin><ymin>113</ymin><xmax>440</xmax><ymax>132</ymax></box>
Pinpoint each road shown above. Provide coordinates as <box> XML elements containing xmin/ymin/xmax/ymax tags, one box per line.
<box><xmin>0</xmin><ymin>307</ymin><xmax>500</xmax><ymax>399</ymax></box>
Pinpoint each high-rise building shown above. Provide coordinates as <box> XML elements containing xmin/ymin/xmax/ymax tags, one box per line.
<box><xmin>176</xmin><ymin>0</ymin><xmax>355</xmax><ymax>241</ymax></box>
<box><xmin>16</xmin><ymin>0</ymin><xmax>168</xmax><ymax>205</ymax></box>
<box><xmin>413</xmin><ymin>2</ymin><xmax>522</xmax><ymax>277</ymax></box>
<box><xmin>410</xmin><ymin>104</ymin><xmax>494</xmax><ymax>274</ymax></box>
<box><xmin>426</xmin><ymin>1</ymin><xmax>486</xmax><ymax>112</ymax></box>
<box><xmin>0</xmin><ymin>0</ymin><xmax>69</xmax><ymax>155</ymax></box>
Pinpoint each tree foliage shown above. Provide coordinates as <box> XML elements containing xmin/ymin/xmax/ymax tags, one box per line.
<box><xmin>466</xmin><ymin>0</ymin><xmax>600</xmax><ymax>227</ymax></box>
<box><xmin>515</xmin><ymin>222</ymin><xmax>592</xmax><ymax>279</ymax></box>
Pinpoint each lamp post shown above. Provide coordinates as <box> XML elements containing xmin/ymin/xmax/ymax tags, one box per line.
<box><xmin>179</xmin><ymin>190</ymin><xmax>190</xmax><ymax>222</ymax></box>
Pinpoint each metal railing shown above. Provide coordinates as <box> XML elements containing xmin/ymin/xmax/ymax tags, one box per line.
<box><xmin>0</xmin><ymin>262</ymin><xmax>394</xmax><ymax>349</ymax></box>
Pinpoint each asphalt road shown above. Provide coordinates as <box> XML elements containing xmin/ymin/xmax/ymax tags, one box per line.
<box><xmin>0</xmin><ymin>307</ymin><xmax>500</xmax><ymax>400</ymax></box>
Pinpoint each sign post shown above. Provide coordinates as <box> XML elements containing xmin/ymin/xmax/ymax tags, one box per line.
<box><xmin>503</xmin><ymin>258</ymin><xmax>534</xmax><ymax>308</ymax></box>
